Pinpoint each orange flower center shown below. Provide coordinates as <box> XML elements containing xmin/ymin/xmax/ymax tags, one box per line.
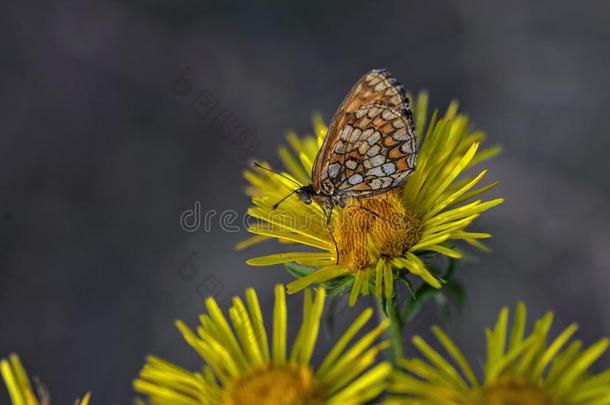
<box><xmin>471</xmin><ymin>379</ymin><xmax>557</xmax><ymax>405</ymax></box>
<box><xmin>223</xmin><ymin>364</ymin><xmax>323</xmax><ymax>405</ymax></box>
<box><xmin>333</xmin><ymin>189</ymin><xmax>422</xmax><ymax>271</ymax></box>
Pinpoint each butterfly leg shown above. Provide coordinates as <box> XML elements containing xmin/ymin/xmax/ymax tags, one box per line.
<box><xmin>356</xmin><ymin>205</ymin><xmax>391</xmax><ymax>223</ymax></box>
<box><xmin>322</xmin><ymin>203</ymin><xmax>340</xmax><ymax>265</ymax></box>
<box><xmin>328</xmin><ymin>224</ymin><xmax>340</xmax><ymax>265</ymax></box>
<box><xmin>325</xmin><ymin>202</ymin><xmax>333</xmax><ymax>225</ymax></box>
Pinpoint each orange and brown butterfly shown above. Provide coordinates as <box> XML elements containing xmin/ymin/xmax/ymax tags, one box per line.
<box><xmin>295</xmin><ymin>68</ymin><xmax>416</xmax><ymax>219</ymax></box>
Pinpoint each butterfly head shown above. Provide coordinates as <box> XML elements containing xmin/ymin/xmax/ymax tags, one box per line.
<box><xmin>295</xmin><ymin>185</ymin><xmax>315</xmax><ymax>204</ymax></box>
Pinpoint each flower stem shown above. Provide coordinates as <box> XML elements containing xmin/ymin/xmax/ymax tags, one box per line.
<box><xmin>377</xmin><ymin>290</ymin><xmax>404</xmax><ymax>364</ymax></box>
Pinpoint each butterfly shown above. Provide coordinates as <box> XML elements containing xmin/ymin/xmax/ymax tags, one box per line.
<box><xmin>254</xmin><ymin>69</ymin><xmax>416</xmax><ymax>261</ymax></box>
<box><xmin>288</xmin><ymin>68</ymin><xmax>417</xmax><ymax>221</ymax></box>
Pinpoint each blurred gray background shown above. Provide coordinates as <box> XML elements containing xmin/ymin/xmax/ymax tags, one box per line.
<box><xmin>2</xmin><ymin>0</ymin><xmax>610</xmax><ymax>402</ymax></box>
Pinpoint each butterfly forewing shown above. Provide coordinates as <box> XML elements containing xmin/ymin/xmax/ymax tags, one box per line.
<box><xmin>312</xmin><ymin>69</ymin><xmax>416</xmax><ymax>198</ymax></box>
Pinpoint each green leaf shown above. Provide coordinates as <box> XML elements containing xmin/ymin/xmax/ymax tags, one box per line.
<box><xmin>401</xmin><ymin>286</ymin><xmax>438</xmax><ymax>323</ymax></box>
<box><xmin>399</xmin><ymin>257</ymin><xmax>457</xmax><ymax>323</ymax></box>
<box><xmin>445</xmin><ymin>279</ymin><xmax>466</xmax><ymax>312</ymax></box>
<box><xmin>322</xmin><ymin>276</ymin><xmax>354</xmax><ymax>296</ymax></box>
<box><xmin>284</xmin><ymin>262</ymin><xmax>317</xmax><ymax>278</ymax></box>
<box><xmin>323</xmin><ymin>295</ymin><xmax>342</xmax><ymax>338</ymax></box>
<box><xmin>435</xmin><ymin>292</ymin><xmax>450</xmax><ymax>328</ymax></box>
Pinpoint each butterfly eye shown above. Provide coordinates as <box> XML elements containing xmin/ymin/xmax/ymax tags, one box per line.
<box><xmin>296</xmin><ymin>188</ymin><xmax>313</xmax><ymax>204</ymax></box>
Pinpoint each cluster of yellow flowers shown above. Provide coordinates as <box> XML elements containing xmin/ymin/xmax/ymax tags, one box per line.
<box><xmin>3</xmin><ymin>93</ymin><xmax>609</xmax><ymax>404</ymax></box>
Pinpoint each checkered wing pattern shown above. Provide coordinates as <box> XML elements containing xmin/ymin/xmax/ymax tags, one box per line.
<box><xmin>312</xmin><ymin>69</ymin><xmax>416</xmax><ymax>197</ymax></box>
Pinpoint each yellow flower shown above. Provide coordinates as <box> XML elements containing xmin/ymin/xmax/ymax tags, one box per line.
<box><xmin>134</xmin><ymin>285</ymin><xmax>392</xmax><ymax>404</ymax></box>
<box><xmin>388</xmin><ymin>302</ymin><xmax>610</xmax><ymax>404</ymax></box>
<box><xmin>1</xmin><ymin>354</ymin><xmax>91</xmax><ymax>405</ymax></box>
<box><xmin>241</xmin><ymin>92</ymin><xmax>503</xmax><ymax>304</ymax></box>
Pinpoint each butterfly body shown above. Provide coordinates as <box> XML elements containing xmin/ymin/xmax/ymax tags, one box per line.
<box><xmin>297</xmin><ymin>68</ymin><xmax>417</xmax><ymax>223</ymax></box>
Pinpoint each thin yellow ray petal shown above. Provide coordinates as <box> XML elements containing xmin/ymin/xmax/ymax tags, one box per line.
<box><xmin>1</xmin><ymin>358</ymin><xmax>26</xmax><ymax>405</ymax></box>
<box><xmin>425</xmin><ymin>244</ymin><xmax>463</xmax><ymax>259</ymax></box>
<box><xmin>290</xmin><ymin>289</ymin><xmax>312</xmax><ymax>362</ymax></box>
<box><xmin>419</xmin><ymin>142</ymin><xmax>480</xmax><ymax>213</ymax></box>
<box><xmin>278</xmin><ymin>145</ymin><xmax>309</xmax><ymax>184</ymax></box>
<box><xmin>247</xmin><ymin>224</ymin><xmax>331</xmax><ymax>250</ymax></box>
<box><xmin>177</xmin><ymin>321</ymin><xmax>238</xmax><ymax>380</ymax></box>
<box><xmin>412</xmin><ymin>336</ymin><xmax>468</xmax><ymax>392</ymax></box>
<box><xmin>318</xmin><ymin>308</ymin><xmax>374</xmax><ymax>375</ymax></box>
<box><xmin>286</xmin><ymin>132</ymin><xmax>305</xmax><ymax>156</ymax></box>
<box><xmin>383</xmin><ymin>260</ymin><xmax>393</xmax><ymax>299</ymax></box>
<box><xmin>302</xmin><ymin>136</ymin><xmax>320</xmax><ymax>164</ymax></box>
<box><xmin>463</xmin><ymin>238</ymin><xmax>491</xmax><ymax>252</ymax></box>
<box><xmin>512</xmin><ymin>312</ymin><xmax>554</xmax><ymax>377</ymax></box>
<box><xmin>229</xmin><ymin>297</ymin><xmax>264</xmax><ymax>366</ymax></box>
<box><xmin>349</xmin><ymin>271</ymin><xmax>363</xmax><ymax>306</ymax></box>
<box><xmin>394</xmin><ymin>254</ymin><xmax>441</xmax><ymax>288</ymax></box>
<box><xmin>426</xmin><ymin>198</ymin><xmax>504</xmax><ymax>228</ymax></box>
<box><xmin>418</xmin><ymin>116</ymin><xmax>468</xmax><ymax>194</ymax></box>
<box><xmin>79</xmin><ymin>392</ymin><xmax>92</xmax><ymax>405</ymax></box>
<box><xmin>425</xmin><ymin>217</ymin><xmax>481</xmax><ymax>240</ymax></box>
<box><xmin>410</xmin><ymin>233</ymin><xmax>451</xmax><ymax>252</ymax></box>
<box><xmin>374</xmin><ymin>258</ymin><xmax>384</xmax><ymax>298</ymax></box>
<box><xmin>327</xmin><ymin>363</ymin><xmax>392</xmax><ymax>404</ymax></box>
<box><xmin>299</xmin><ymin>151</ymin><xmax>314</xmax><ymax>174</ymax></box>
<box><xmin>466</xmin><ymin>145</ymin><xmax>502</xmax><ymax>169</ymax></box>
<box><xmin>204</xmin><ymin>299</ymin><xmax>250</xmax><ymax>370</ymax></box>
<box><xmin>431</xmin><ymin>326</ymin><xmax>479</xmax><ymax>388</ymax></box>
<box><xmin>425</xmin><ymin>169</ymin><xmax>488</xmax><ymax>220</ymax></box>
<box><xmin>248</xmin><ymin>207</ymin><xmax>330</xmax><ymax>244</ymax></box>
<box><xmin>361</xmin><ymin>268</ymin><xmax>370</xmax><ymax>296</ymax></box>
<box><xmin>509</xmin><ymin>302</ymin><xmax>527</xmax><ymax>350</ymax></box>
<box><xmin>245</xmin><ymin>288</ymin><xmax>270</xmax><ymax>362</ymax></box>
<box><xmin>247</xmin><ymin>252</ymin><xmax>332</xmax><ymax>266</ymax></box>
<box><xmin>401</xmin><ymin>357</ymin><xmax>456</xmax><ymax>389</ymax></box>
<box><xmin>390</xmin><ymin>371</ymin><xmax>463</xmax><ymax>403</ymax></box>
<box><xmin>298</xmin><ymin>288</ymin><xmax>326</xmax><ymax>364</ymax></box>
<box><xmin>448</xmin><ymin>181</ymin><xmax>500</xmax><ymax>209</ymax></box>
<box><xmin>555</xmin><ymin>338</ymin><xmax>609</xmax><ymax>390</ymax></box>
<box><xmin>486</xmin><ymin>307</ymin><xmax>509</xmax><ymax>374</ymax></box>
<box><xmin>445</xmin><ymin>100</ymin><xmax>459</xmax><ymax>119</ymax></box>
<box><xmin>133</xmin><ymin>379</ymin><xmax>200</xmax><ymax>405</ymax></box>
<box><xmin>456</xmin><ymin>131</ymin><xmax>485</xmax><ymax>154</ymax></box>
<box><xmin>565</xmin><ymin>370</ymin><xmax>610</xmax><ymax>402</ymax></box>
<box><xmin>235</xmin><ymin>234</ymin><xmax>270</xmax><ymax>250</ymax></box>
<box><xmin>485</xmin><ymin>336</ymin><xmax>538</xmax><ymax>383</ymax></box>
<box><xmin>272</xmin><ymin>284</ymin><xmax>287</xmax><ymax>365</ymax></box>
<box><xmin>546</xmin><ymin>340</ymin><xmax>582</xmax><ymax>387</ymax></box>
<box><xmin>322</xmin><ymin>320</ymin><xmax>390</xmax><ymax>383</ymax></box>
<box><xmin>422</xmin><ymin>215</ymin><xmax>479</xmax><ymax>238</ymax></box>
<box><xmin>451</xmin><ymin>231</ymin><xmax>492</xmax><ymax>240</ymax></box>
<box><xmin>243</xmin><ymin>169</ymin><xmax>268</xmax><ymax>189</ymax></box>
<box><xmin>414</xmin><ymin>91</ymin><xmax>429</xmax><ymax>137</ymax></box>
<box><xmin>312</xmin><ymin>114</ymin><xmax>328</xmax><ymax>141</ymax></box>
<box><xmin>402</xmin><ymin>116</ymin><xmax>446</xmax><ymax>200</ymax></box>
<box><xmin>531</xmin><ymin>323</ymin><xmax>578</xmax><ymax>379</ymax></box>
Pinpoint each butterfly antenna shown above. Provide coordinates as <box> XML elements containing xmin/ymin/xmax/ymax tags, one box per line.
<box><xmin>272</xmin><ymin>189</ymin><xmax>298</xmax><ymax>210</ymax></box>
<box><xmin>253</xmin><ymin>162</ymin><xmax>302</xmax><ymax>188</ymax></box>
